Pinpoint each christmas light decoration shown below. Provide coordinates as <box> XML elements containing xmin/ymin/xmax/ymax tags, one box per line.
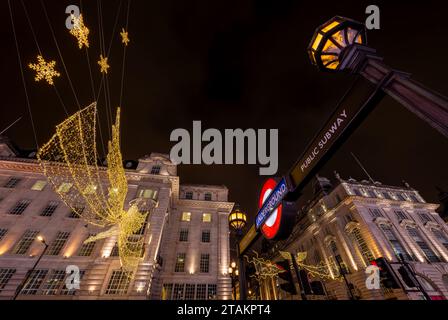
<box><xmin>69</xmin><ymin>14</ymin><xmax>90</xmax><ymax>49</ymax></box>
<box><xmin>120</xmin><ymin>28</ymin><xmax>130</xmax><ymax>46</ymax></box>
<box><xmin>28</xmin><ymin>55</ymin><xmax>61</xmax><ymax>85</ymax></box>
<box><xmin>37</xmin><ymin>103</ymin><xmax>154</xmax><ymax>273</ymax></box>
<box><xmin>245</xmin><ymin>252</ymin><xmax>286</xmax><ymax>279</ymax></box>
<box><xmin>98</xmin><ymin>54</ymin><xmax>110</xmax><ymax>74</ymax></box>
<box><xmin>279</xmin><ymin>251</ymin><xmax>342</xmax><ymax>281</ymax></box>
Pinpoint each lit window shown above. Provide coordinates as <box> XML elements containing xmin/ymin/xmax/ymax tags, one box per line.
<box><xmin>202</xmin><ymin>213</ymin><xmax>212</xmax><ymax>223</ymax></box>
<box><xmin>181</xmin><ymin>212</ymin><xmax>191</xmax><ymax>222</ymax></box>
<box><xmin>47</xmin><ymin>232</ymin><xmax>70</xmax><ymax>256</ymax></box>
<box><xmin>138</xmin><ymin>189</ymin><xmax>158</xmax><ymax>200</ymax></box>
<box><xmin>105</xmin><ymin>270</ymin><xmax>132</xmax><ymax>295</ymax></box>
<box><xmin>150</xmin><ymin>166</ymin><xmax>161</xmax><ymax>175</ymax></box>
<box><xmin>204</xmin><ymin>193</ymin><xmax>212</xmax><ymax>201</ymax></box>
<box><xmin>0</xmin><ymin>269</ymin><xmax>15</xmax><ymax>293</ymax></box>
<box><xmin>175</xmin><ymin>253</ymin><xmax>186</xmax><ymax>272</ymax></box>
<box><xmin>3</xmin><ymin>177</ymin><xmax>21</xmax><ymax>188</ymax></box>
<box><xmin>31</xmin><ymin>180</ymin><xmax>47</xmax><ymax>191</ymax></box>
<box><xmin>57</xmin><ymin>182</ymin><xmax>73</xmax><ymax>193</ymax></box>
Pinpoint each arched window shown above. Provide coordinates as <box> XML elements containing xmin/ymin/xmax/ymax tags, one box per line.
<box><xmin>349</xmin><ymin>227</ymin><xmax>375</xmax><ymax>265</ymax></box>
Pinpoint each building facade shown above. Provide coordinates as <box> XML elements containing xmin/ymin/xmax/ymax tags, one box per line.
<box><xmin>0</xmin><ymin>136</ymin><xmax>233</xmax><ymax>300</ymax></box>
<box><xmin>261</xmin><ymin>174</ymin><xmax>448</xmax><ymax>300</ymax></box>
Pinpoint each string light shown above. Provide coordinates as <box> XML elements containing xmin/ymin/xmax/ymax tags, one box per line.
<box><xmin>120</xmin><ymin>28</ymin><xmax>130</xmax><ymax>46</ymax></box>
<box><xmin>69</xmin><ymin>14</ymin><xmax>90</xmax><ymax>49</ymax></box>
<box><xmin>245</xmin><ymin>252</ymin><xmax>286</xmax><ymax>279</ymax></box>
<box><xmin>98</xmin><ymin>54</ymin><xmax>110</xmax><ymax>74</ymax></box>
<box><xmin>37</xmin><ymin>103</ymin><xmax>152</xmax><ymax>274</ymax></box>
<box><xmin>28</xmin><ymin>55</ymin><xmax>60</xmax><ymax>85</ymax></box>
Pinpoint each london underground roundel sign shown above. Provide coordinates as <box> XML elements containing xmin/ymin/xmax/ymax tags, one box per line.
<box><xmin>259</xmin><ymin>178</ymin><xmax>283</xmax><ymax>239</ymax></box>
<box><xmin>257</xmin><ymin>177</ymin><xmax>297</xmax><ymax>240</ymax></box>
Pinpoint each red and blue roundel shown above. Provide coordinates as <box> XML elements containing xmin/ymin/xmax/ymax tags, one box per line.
<box><xmin>259</xmin><ymin>178</ymin><xmax>283</xmax><ymax>239</ymax></box>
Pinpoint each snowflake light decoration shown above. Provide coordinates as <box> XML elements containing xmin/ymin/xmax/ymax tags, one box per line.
<box><xmin>70</xmin><ymin>14</ymin><xmax>90</xmax><ymax>49</ymax></box>
<box><xmin>98</xmin><ymin>54</ymin><xmax>110</xmax><ymax>74</ymax></box>
<box><xmin>120</xmin><ymin>28</ymin><xmax>130</xmax><ymax>46</ymax></box>
<box><xmin>28</xmin><ymin>55</ymin><xmax>61</xmax><ymax>85</ymax></box>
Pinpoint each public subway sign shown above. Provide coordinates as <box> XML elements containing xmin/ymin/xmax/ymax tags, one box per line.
<box><xmin>288</xmin><ymin>77</ymin><xmax>380</xmax><ymax>192</ymax></box>
<box><xmin>256</xmin><ymin>178</ymin><xmax>296</xmax><ymax>240</ymax></box>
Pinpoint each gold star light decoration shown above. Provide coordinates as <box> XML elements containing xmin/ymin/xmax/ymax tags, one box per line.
<box><xmin>69</xmin><ymin>14</ymin><xmax>90</xmax><ymax>49</ymax></box>
<box><xmin>98</xmin><ymin>54</ymin><xmax>110</xmax><ymax>74</ymax></box>
<box><xmin>28</xmin><ymin>55</ymin><xmax>61</xmax><ymax>85</ymax></box>
<box><xmin>120</xmin><ymin>28</ymin><xmax>130</xmax><ymax>46</ymax></box>
<box><xmin>37</xmin><ymin>103</ymin><xmax>156</xmax><ymax>274</ymax></box>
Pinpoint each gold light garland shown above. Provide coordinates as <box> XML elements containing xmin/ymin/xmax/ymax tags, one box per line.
<box><xmin>120</xmin><ymin>28</ymin><xmax>130</xmax><ymax>46</ymax></box>
<box><xmin>245</xmin><ymin>252</ymin><xmax>286</xmax><ymax>279</ymax></box>
<box><xmin>37</xmin><ymin>103</ymin><xmax>151</xmax><ymax>273</ymax></box>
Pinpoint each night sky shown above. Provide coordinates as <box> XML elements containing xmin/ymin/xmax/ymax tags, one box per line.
<box><xmin>2</xmin><ymin>0</ymin><xmax>448</xmax><ymax>226</ymax></box>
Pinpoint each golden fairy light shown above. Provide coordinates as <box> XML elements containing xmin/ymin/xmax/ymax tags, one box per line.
<box><xmin>98</xmin><ymin>54</ymin><xmax>110</xmax><ymax>74</ymax></box>
<box><xmin>37</xmin><ymin>103</ymin><xmax>154</xmax><ymax>273</ymax></box>
<box><xmin>28</xmin><ymin>55</ymin><xmax>61</xmax><ymax>85</ymax></box>
<box><xmin>120</xmin><ymin>28</ymin><xmax>130</xmax><ymax>46</ymax></box>
<box><xmin>70</xmin><ymin>14</ymin><xmax>90</xmax><ymax>49</ymax></box>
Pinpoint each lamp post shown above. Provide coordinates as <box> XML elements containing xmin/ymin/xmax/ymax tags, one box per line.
<box><xmin>12</xmin><ymin>235</ymin><xmax>49</xmax><ymax>300</ymax></box>
<box><xmin>308</xmin><ymin>16</ymin><xmax>448</xmax><ymax>138</ymax></box>
<box><xmin>228</xmin><ymin>207</ymin><xmax>247</xmax><ymax>300</ymax></box>
<box><xmin>228</xmin><ymin>262</ymin><xmax>239</xmax><ymax>300</ymax></box>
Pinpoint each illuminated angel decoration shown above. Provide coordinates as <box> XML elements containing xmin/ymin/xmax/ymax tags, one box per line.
<box><xmin>279</xmin><ymin>251</ymin><xmax>342</xmax><ymax>281</ymax></box>
<box><xmin>245</xmin><ymin>251</ymin><xmax>286</xmax><ymax>279</ymax></box>
<box><xmin>37</xmin><ymin>103</ymin><xmax>154</xmax><ymax>273</ymax></box>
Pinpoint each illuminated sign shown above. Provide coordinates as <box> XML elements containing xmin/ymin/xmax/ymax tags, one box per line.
<box><xmin>256</xmin><ymin>178</ymin><xmax>296</xmax><ymax>240</ymax></box>
<box><xmin>255</xmin><ymin>178</ymin><xmax>288</xmax><ymax>229</ymax></box>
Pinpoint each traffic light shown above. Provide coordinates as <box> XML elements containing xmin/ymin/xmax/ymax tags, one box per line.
<box><xmin>373</xmin><ymin>257</ymin><xmax>400</xmax><ymax>289</ymax></box>
<box><xmin>398</xmin><ymin>266</ymin><xmax>417</xmax><ymax>288</ymax></box>
<box><xmin>298</xmin><ymin>269</ymin><xmax>312</xmax><ymax>295</ymax></box>
<box><xmin>276</xmin><ymin>260</ymin><xmax>297</xmax><ymax>295</ymax></box>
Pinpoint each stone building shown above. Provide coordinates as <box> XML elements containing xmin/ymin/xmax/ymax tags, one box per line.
<box><xmin>261</xmin><ymin>174</ymin><xmax>448</xmax><ymax>300</ymax></box>
<box><xmin>0</xmin><ymin>136</ymin><xmax>233</xmax><ymax>300</ymax></box>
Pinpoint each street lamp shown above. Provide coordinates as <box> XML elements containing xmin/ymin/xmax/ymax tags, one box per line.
<box><xmin>229</xmin><ymin>207</ymin><xmax>248</xmax><ymax>300</ymax></box>
<box><xmin>308</xmin><ymin>16</ymin><xmax>448</xmax><ymax>138</ymax></box>
<box><xmin>308</xmin><ymin>16</ymin><xmax>366</xmax><ymax>72</ymax></box>
<box><xmin>228</xmin><ymin>263</ymin><xmax>239</xmax><ymax>300</ymax></box>
<box><xmin>12</xmin><ymin>235</ymin><xmax>49</xmax><ymax>300</ymax></box>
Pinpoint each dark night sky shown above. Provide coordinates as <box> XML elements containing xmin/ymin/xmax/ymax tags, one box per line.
<box><xmin>1</xmin><ymin>0</ymin><xmax>448</xmax><ymax>223</ymax></box>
